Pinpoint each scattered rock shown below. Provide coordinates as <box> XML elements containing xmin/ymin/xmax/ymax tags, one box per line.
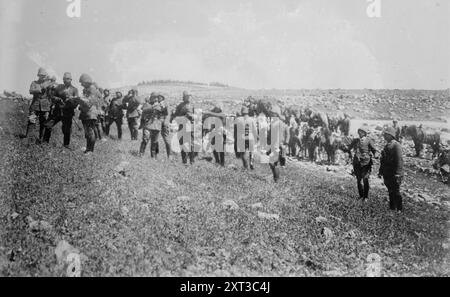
<box><xmin>222</xmin><ymin>199</ymin><xmax>239</xmax><ymax>210</ymax></box>
<box><xmin>251</xmin><ymin>202</ymin><xmax>263</xmax><ymax>209</ymax></box>
<box><xmin>177</xmin><ymin>196</ymin><xmax>191</xmax><ymax>202</ymax></box>
<box><xmin>227</xmin><ymin>164</ymin><xmax>237</xmax><ymax>170</ymax></box>
<box><xmin>321</xmin><ymin>227</ymin><xmax>333</xmax><ymax>244</ymax></box>
<box><xmin>39</xmin><ymin>220</ymin><xmax>52</xmax><ymax>231</ymax></box>
<box><xmin>11</xmin><ymin>212</ymin><xmax>19</xmax><ymax>220</ymax></box>
<box><xmin>315</xmin><ymin>216</ymin><xmax>328</xmax><ymax>223</ymax></box>
<box><xmin>257</xmin><ymin>212</ymin><xmax>279</xmax><ymax>221</ymax></box>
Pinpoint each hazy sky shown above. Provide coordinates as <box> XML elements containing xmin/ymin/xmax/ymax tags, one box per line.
<box><xmin>0</xmin><ymin>0</ymin><xmax>449</xmax><ymax>94</ymax></box>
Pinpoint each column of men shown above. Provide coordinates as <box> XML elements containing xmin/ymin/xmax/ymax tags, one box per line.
<box><xmin>27</xmin><ymin>67</ymin><xmax>405</xmax><ymax>212</ymax></box>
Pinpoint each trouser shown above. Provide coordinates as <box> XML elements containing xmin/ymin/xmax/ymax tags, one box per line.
<box><xmin>384</xmin><ymin>176</ymin><xmax>403</xmax><ymax>211</ymax></box>
<box><xmin>414</xmin><ymin>140</ymin><xmax>423</xmax><ymax>157</ymax></box>
<box><xmin>161</xmin><ymin>123</ymin><xmax>172</xmax><ymax>157</ymax></box>
<box><xmin>140</xmin><ymin>129</ymin><xmax>160</xmax><ymax>157</ymax></box>
<box><xmin>128</xmin><ymin>117</ymin><xmax>139</xmax><ymax>140</ymax></box>
<box><xmin>289</xmin><ymin>138</ymin><xmax>301</xmax><ymax>157</ymax></box>
<box><xmin>269</xmin><ymin>146</ymin><xmax>286</xmax><ymax>182</ymax></box>
<box><xmin>179</xmin><ymin>131</ymin><xmax>195</xmax><ymax>164</ymax></box>
<box><xmin>28</xmin><ymin>111</ymin><xmax>49</xmax><ymax>143</ymax></box>
<box><xmin>43</xmin><ymin>115</ymin><xmax>73</xmax><ymax>146</ymax></box>
<box><xmin>94</xmin><ymin>117</ymin><xmax>102</xmax><ymax>140</ymax></box>
<box><xmin>98</xmin><ymin>115</ymin><xmax>106</xmax><ymax>133</ymax></box>
<box><xmin>213</xmin><ymin>151</ymin><xmax>225</xmax><ymax>166</ymax></box>
<box><xmin>82</xmin><ymin>119</ymin><xmax>96</xmax><ymax>152</ymax></box>
<box><xmin>354</xmin><ymin>161</ymin><xmax>372</xmax><ymax>199</ymax></box>
<box><xmin>105</xmin><ymin>117</ymin><xmax>122</xmax><ymax>140</ymax></box>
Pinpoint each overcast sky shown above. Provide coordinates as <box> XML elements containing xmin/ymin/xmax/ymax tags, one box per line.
<box><xmin>0</xmin><ymin>0</ymin><xmax>449</xmax><ymax>94</ymax></box>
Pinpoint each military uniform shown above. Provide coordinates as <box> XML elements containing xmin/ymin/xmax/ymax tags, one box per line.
<box><xmin>105</xmin><ymin>94</ymin><xmax>124</xmax><ymax>139</ymax></box>
<box><xmin>266</xmin><ymin>118</ymin><xmax>290</xmax><ymax>182</ymax></box>
<box><xmin>42</xmin><ymin>81</ymin><xmax>79</xmax><ymax>145</ymax></box>
<box><xmin>203</xmin><ymin>107</ymin><xmax>227</xmax><ymax>166</ymax></box>
<box><xmin>77</xmin><ymin>74</ymin><xmax>100</xmax><ymax>153</ymax></box>
<box><xmin>158</xmin><ymin>96</ymin><xmax>172</xmax><ymax>158</ymax></box>
<box><xmin>234</xmin><ymin>107</ymin><xmax>256</xmax><ymax>170</ymax></box>
<box><xmin>349</xmin><ymin>127</ymin><xmax>378</xmax><ymax>200</ymax></box>
<box><xmin>173</xmin><ymin>99</ymin><xmax>196</xmax><ymax>164</ymax></box>
<box><xmin>122</xmin><ymin>91</ymin><xmax>141</xmax><ymax>140</ymax></box>
<box><xmin>28</xmin><ymin>69</ymin><xmax>53</xmax><ymax>143</ymax></box>
<box><xmin>340</xmin><ymin>116</ymin><xmax>350</xmax><ymax>136</ymax></box>
<box><xmin>139</xmin><ymin>99</ymin><xmax>163</xmax><ymax>158</ymax></box>
<box><xmin>379</xmin><ymin>128</ymin><xmax>404</xmax><ymax>211</ymax></box>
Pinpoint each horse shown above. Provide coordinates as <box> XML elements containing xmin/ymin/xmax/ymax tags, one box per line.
<box><xmin>401</xmin><ymin>125</ymin><xmax>441</xmax><ymax>158</ymax></box>
<box><xmin>433</xmin><ymin>149</ymin><xmax>450</xmax><ymax>185</ymax></box>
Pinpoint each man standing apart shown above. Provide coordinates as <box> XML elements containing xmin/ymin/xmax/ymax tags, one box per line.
<box><xmin>379</xmin><ymin>127</ymin><xmax>404</xmax><ymax>213</ymax></box>
<box><xmin>123</xmin><ymin>88</ymin><xmax>141</xmax><ymax>141</ymax></box>
<box><xmin>158</xmin><ymin>94</ymin><xmax>172</xmax><ymax>159</ymax></box>
<box><xmin>43</xmin><ymin>72</ymin><xmax>79</xmax><ymax>147</ymax></box>
<box><xmin>28</xmin><ymin>67</ymin><xmax>52</xmax><ymax>144</ymax></box>
<box><xmin>139</xmin><ymin>93</ymin><xmax>163</xmax><ymax>158</ymax></box>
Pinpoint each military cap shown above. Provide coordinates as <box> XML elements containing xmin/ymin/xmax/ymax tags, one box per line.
<box><xmin>79</xmin><ymin>73</ymin><xmax>93</xmax><ymax>84</ymax></box>
<box><xmin>358</xmin><ymin>125</ymin><xmax>370</xmax><ymax>134</ymax></box>
<box><xmin>383</xmin><ymin>127</ymin><xmax>397</xmax><ymax>138</ymax></box>
<box><xmin>37</xmin><ymin>67</ymin><xmax>48</xmax><ymax>76</ymax></box>
<box><xmin>183</xmin><ymin>91</ymin><xmax>192</xmax><ymax>98</ymax></box>
<box><xmin>63</xmin><ymin>72</ymin><xmax>72</xmax><ymax>80</ymax></box>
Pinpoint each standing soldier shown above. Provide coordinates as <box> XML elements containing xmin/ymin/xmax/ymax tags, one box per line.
<box><xmin>234</xmin><ymin>107</ymin><xmax>255</xmax><ymax>170</ymax></box>
<box><xmin>122</xmin><ymin>88</ymin><xmax>141</xmax><ymax>141</ymax></box>
<box><xmin>340</xmin><ymin>113</ymin><xmax>351</xmax><ymax>136</ymax></box>
<box><xmin>105</xmin><ymin>91</ymin><xmax>124</xmax><ymax>140</ymax></box>
<box><xmin>392</xmin><ymin>119</ymin><xmax>402</xmax><ymax>143</ymax></box>
<box><xmin>139</xmin><ymin>93</ymin><xmax>163</xmax><ymax>158</ymax></box>
<box><xmin>42</xmin><ymin>72</ymin><xmax>79</xmax><ymax>147</ymax></box>
<box><xmin>203</xmin><ymin>105</ymin><xmax>227</xmax><ymax>166</ymax></box>
<box><xmin>379</xmin><ymin>127</ymin><xmax>404</xmax><ymax>212</ymax></box>
<box><xmin>348</xmin><ymin>125</ymin><xmax>378</xmax><ymax>200</ymax></box>
<box><xmin>76</xmin><ymin>74</ymin><xmax>100</xmax><ymax>154</ymax></box>
<box><xmin>28</xmin><ymin>67</ymin><xmax>52</xmax><ymax>144</ymax></box>
<box><xmin>172</xmin><ymin>91</ymin><xmax>196</xmax><ymax>165</ymax></box>
<box><xmin>158</xmin><ymin>94</ymin><xmax>172</xmax><ymax>159</ymax></box>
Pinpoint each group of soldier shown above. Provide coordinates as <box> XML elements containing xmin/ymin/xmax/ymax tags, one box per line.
<box><xmin>27</xmin><ymin>67</ymin><xmax>405</xmax><ymax>213</ymax></box>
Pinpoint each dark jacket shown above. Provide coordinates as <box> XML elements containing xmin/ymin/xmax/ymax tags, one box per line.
<box><xmin>77</xmin><ymin>85</ymin><xmax>101</xmax><ymax>121</ymax></box>
<box><xmin>349</xmin><ymin>136</ymin><xmax>377</xmax><ymax>166</ymax></box>
<box><xmin>122</xmin><ymin>95</ymin><xmax>141</xmax><ymax>118</ymax></box>
<box><xmin>379</xmin><ymin>140</ymin><xmax>404</xmax><ymax>178</ymax></box>
<box><xmin>108</xmin><ymin>96</ymin><xmax>124</xmax><ymax>119</ymax></box>
<box><xmin>53</xmin><ymin>84</ymin><xmax>79</xmax><ymax>117</ymax></box>
<box><xmin>141</xmin><ymin>102</ymin><xmax>163</xmax><ymax>131</ymax></box>
<box><xmin>173</xmin><ymin>102</ymin><xmax>195</xmax><ymax>122</ymax></box>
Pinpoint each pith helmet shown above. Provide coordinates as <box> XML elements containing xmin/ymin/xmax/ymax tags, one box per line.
<box><xmin>37</xmin><ymin>67</ymin><xmax>48</xmax><ymax>76</ymax></box>
<box><xmin>79</xmin><ymin>73</ymin><xmax>93</xmax><ymax>84</ymax></box>
<box><xmin>358</xmin><ymin>125</ymin><xmax>370</xmax><ymax>134</ymax></box>
<box><xmin>383</xmin><ymin>127</ymin><xmax>397</xmax><ymax>138</ymax></box>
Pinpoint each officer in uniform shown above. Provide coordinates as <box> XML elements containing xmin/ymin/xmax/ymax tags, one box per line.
<box><xmin>28</xmin><ymin>67</ymin><xmax>53</xmax><ymax>144</ymax></box>
<box><xmin>139</xmin><ymin>94</ymin><xmax>163</xmax><ymax>158</ymax></box>
<box><xmin>379</xmin><ymin>127</ymin><xmax>404</xmax><ymax>212</ymax></box>
<box><xmin>42</xmin><ymin>72</ymin><xmax>79</xmax><ymax>147</ymax></box>
<box><xmin>172</xmin><ymin>91</ymin><xmax>196</xmax><ymax>165</ymax></box>
<box><xmin>234</xmin><ymin>107</ymin><xmax>256</xmax><ymax>170</ymax></box>
<box><xmin>157</xmin><ymin>94</ymin><xmax>172</xmax><ymax>159</ymax></box>
<box><xmin>203</xmin><ymin>105</ymin><xmax>227</xmax><ymax>166</ymax></box>
<box><xmin>105</xmin><ymin>91</ymin><xmax>124</xmax><ymax>140</ymax></box>
<box><xmin>122</xmin><ymin>88</ymin><xmax>141</xmax><ymax>141</ymax></box>
<box><xmin>340</xmin><ymin>113</ymin><xmax>351</xmax><ymax>136</ymax></box>
<box><xmin>76</xmin><ymin>74</ymin><xmax>101</xmax><ymax>154</ymax></box>
<box><xmin>348</xmin><ymin>125</ymin><xmax>378</xmax><ymax>200</ymax></box>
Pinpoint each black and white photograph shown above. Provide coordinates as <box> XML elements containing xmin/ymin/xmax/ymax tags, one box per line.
<box><xmin>0</xmin><ymin>0</ymin><xmax>449</xmax><ymax>281</ymax></box>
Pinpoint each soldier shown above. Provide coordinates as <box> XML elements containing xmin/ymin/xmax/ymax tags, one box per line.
<box><xmin>203</xmin><ymin>105</ymin><xmax>227</xmax><ymax>166</ymax></box>
<box><xmin>139</xmin><ymin>94</ymin><xmax>163</xmax><ymax>158</ymax></box>
<box><xmin>340</xmin><ymin>113</ymin><xmax>351</xmax><ymax>136</ymax></box>
<box><xmin>266</xmin><ymin>117</ymin><xmax>290</xmax><ymax>182</ymax></box>
<box><xmin>76</xmin><ymin>74</ymin><xmax>101</xmax><ymax>154</ymax></box>
<box><xmin>348</xmin><ymin>125</ymin><xmax>378</xmax><ymax>200</ymax></box>
<box><xmin>392</xmin><ymin>119</ymin><xmax>401</xmax><ymax>143</ymax></box>
<box><xmin>96</xmin><ymin>89</ymin><xmax>111</xmax><ymax>135</ymax></box>
<box><xmin>234</xmin><ymin>107</ymin><xmax>255</xmax><ymax>170</ymax></box>
<box><xmin>105</xmin><ymin>91</ymin><xmax>124</xmax><ymax>140</ymax></box>
<box><xmin>157</xmin><ymin>94</ymin><xmax>172</xmax><ymax>159</ymax></box>
<box><xmin>122</xmin><ymin>88</ymin><xmax>141</xmax><ymax>140</ymax></box>
<box><xmin>42</xmin><ymin>72</ymin><xmax>79</xmax><ymax>147</ymax></box>
<box><xmin>172</xmin><ymin>91</ymin><xmax>196</xmax><ymax>165</ymax></box>
<box><xmin>378</xmin><ymin>127</ymin><xmax>404</xmax><ymax>212</ymax></box>
<box><xmin>28</xmin><ymin>67</ymin><xmax>53</xmax><ymax>144</ymax></box>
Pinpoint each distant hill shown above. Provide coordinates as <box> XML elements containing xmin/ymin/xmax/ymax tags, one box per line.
<box><xmin>137</xmin><ymin>80</ymin><xmax>231</xmax><ymax>88</ymax></box>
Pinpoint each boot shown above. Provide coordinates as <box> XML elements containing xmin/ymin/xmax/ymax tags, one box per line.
<box><xmin>139</xmin><ymin>142</ymin><xmax>147</xmax><ymax>156</ymax></box>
